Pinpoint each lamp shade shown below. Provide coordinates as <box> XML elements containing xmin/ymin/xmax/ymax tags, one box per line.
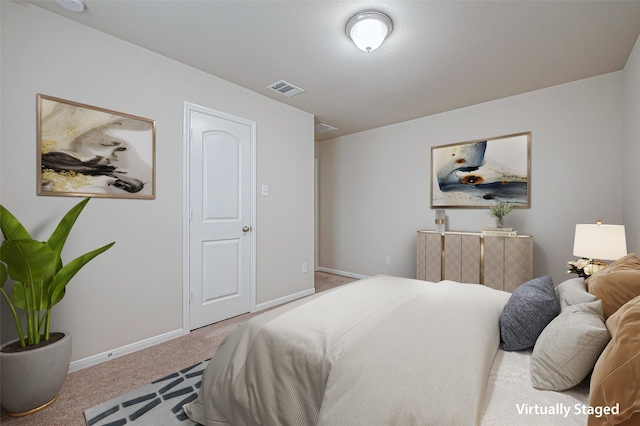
<box><xmin>346</xmin><ymin>11</ymin><xmax>393</xmax><ymax>52</ymax></box>
<box><xmin>573</xmin><ymin>223</ymin><xmax>627</xmax><ymax>261</ymax></box>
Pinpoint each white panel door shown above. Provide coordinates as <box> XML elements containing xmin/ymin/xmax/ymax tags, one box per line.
<box><xmin>189</xmin><ymin>109</ymin><xmax>253</xmax><ymax>330</ymax></box>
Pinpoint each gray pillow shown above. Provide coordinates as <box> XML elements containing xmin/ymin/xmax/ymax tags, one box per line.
<box><xmin>499</xmin><ymin>275</ymin><xmax>559</xmax><ymax>351</ymax></box>
<box><xmin>530</xmin><ymin>300</ymin><xmax>610</xmax><ymax>391</ymax></box>
<box><xmin>555</xmin><ymin>277</ymin><xmax>597</xmax><ymax>310</ymax></box>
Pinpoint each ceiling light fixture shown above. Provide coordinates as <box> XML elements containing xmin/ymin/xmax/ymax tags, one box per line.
<box><xmin>346</xmin><ymin>11</ymin><xmax>393</xmax><ymax>52</ymax></box>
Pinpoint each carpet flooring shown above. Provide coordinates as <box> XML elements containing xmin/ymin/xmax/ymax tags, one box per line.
<box><xmin>0</xmin><ymin>271</ymin><xmax>356</xmax><ymax>426</ymax></box>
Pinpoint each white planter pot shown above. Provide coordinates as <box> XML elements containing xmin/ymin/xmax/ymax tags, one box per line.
<box><xmin>0</xmin><ymin>332</ymin><xmax>71</xmax><ymax>416</ymax></box>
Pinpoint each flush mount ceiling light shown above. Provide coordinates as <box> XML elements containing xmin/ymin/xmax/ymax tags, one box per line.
<box><xmin>346</xmin><ymin>11</ymin><xmax>393</xmax><ymax>52</ymax></box>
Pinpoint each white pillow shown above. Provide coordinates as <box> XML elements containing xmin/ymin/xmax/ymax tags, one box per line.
<box><xmin>555</xmin><ymin>277</ymin><xmax>596</xmax><ymax>310</ymax></box>
<box><xmin>530</xmin><ymin>300</ymin><xmax>610</xmax><ymax>391</ymax></box>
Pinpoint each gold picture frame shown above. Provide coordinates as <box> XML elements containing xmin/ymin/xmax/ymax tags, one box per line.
<box><xmin>431</xmin><ymin>132</ymin><xmax>531</xmax><ymax>208</ymax></box>
<box><xmin>37</xmin><ymin>94</ymin><xmax>156</xmax><ymax>199</ymax></box>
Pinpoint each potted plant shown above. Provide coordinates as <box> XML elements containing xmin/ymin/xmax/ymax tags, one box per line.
<box><xmin>0</xmin><ymin>198</ymin><xmax>114</xmax><ymax>416</ymax></box>
<box><xmin>489</xmin><ymin>199</ymin><xmax>514</xmax><ymax>227</ymax></box>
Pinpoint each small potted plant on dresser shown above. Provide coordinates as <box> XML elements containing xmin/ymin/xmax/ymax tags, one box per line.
<box><xmin>0</xmin><ymin>198</ymin><xmax>114</xmax><ymax>416</ymax></box>
<box><xmin>489</xmin><ymin>199</ymin><xmax>514</xmax><ymax>228</ymax></box>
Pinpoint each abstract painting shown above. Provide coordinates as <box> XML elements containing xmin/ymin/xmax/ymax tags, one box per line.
<box><xmin>431</xmin><ymin>132</ymin><xmax>530</xmax><ymax>208</ymax></box>
<box><xmin>37</xmin><ymin>94</ymin><xmax>156</xmax><ymax>199</ymax></box>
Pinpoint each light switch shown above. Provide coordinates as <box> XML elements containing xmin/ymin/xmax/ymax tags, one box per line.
<box><xmin>262</xmin><ymin>185</ymin><xmax>269</xmax><ymax>196</ymax></box>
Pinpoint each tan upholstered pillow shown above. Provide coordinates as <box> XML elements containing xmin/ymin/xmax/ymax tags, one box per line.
<box><xmin>605</xmin><ymin>304</ymin><xmax>625</xmax><ymax>337</ymax></box>
<box><xmin>586</xmin><ymin>253</ymin><xmax>640</xmax><ymax>319</ymax></box>
<box><xmin>588</xmin><ymin>295</ymin><xmax>640</xmax><ymax>426</ymax></box>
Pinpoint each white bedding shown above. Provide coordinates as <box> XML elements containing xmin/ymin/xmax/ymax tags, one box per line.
<box><xmin>480</xmin><ymin>350</ymin><xmax>589</xmax><ymax>425</ymax></box>
<box><xmin>183</xmin><ymin>275</ymin><xmax>589</xmax><ymax>425</ymax></box>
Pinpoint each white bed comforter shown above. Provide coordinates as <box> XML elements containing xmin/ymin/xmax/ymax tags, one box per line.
<box><xmin>183</xmin><ymin>275</ymin><xmax>511</xmax><ymax>426</ymax></box>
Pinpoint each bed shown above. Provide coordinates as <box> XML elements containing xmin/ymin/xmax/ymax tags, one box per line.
<box><xmin>183</xmin><ymin>256</ymin><xmax>640</xmax><ymax>426</ymax></box>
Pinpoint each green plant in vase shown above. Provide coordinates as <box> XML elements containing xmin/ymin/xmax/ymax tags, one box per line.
<box><xmin>0</xmin><ymin>198</ymin><xmax>115</xmax><ymax>347</ymax></box>
<box><xmin>489</xmin><ymin>199</ymin><xmax>514</xmax><ymax>228</ymax></box>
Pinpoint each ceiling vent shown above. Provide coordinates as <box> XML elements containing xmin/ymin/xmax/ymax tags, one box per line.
<box><xmin>268</xmin><ymin>80</ymin><xmax>304</xmax><ymax>97</ymax></box>
<box><xmin>314</xmin><ymin>123</ymin><xmax>338</xmax><ymax>134</ymax></box>
<box><xmin>55</xmin><ymin>0</ymin><xmax>85</xmax><ymax>12</ymax></box>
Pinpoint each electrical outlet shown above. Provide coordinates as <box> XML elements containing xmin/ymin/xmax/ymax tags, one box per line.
<box><xmin>302</xmin><ymin>262</ymin><xmax>308</xmax><ymax>273</ymax></box>
<box><xmin>385</xmin><ymin>256</ymin><xmax>391</xmax><ymax>265</ymax></box>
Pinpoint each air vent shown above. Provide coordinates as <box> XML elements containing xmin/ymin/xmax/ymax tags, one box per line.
<box><xmin>56</xmin><ymin>0</ymin><xmax>85</xmax><ymax>12</ymax></box>
<box><xmin>314</xmin><ymin>123</ymin><xmax>338</xmax><ymax>134</ymax></box>
<box><xmin>268</xmin><ymin>80</ymin><xmax>304</xmax><ymax>97</ymax></box>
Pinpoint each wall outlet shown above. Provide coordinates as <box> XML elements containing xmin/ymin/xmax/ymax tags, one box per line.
<box><xmin>302</xmin><ymin>262</ymin><xmax>308</xmax><ymax>273</ymax></box>
<box><xmin>385</xmin><ymin>256</ymin><xmax>391</xmax><ymax>265</ymax></box>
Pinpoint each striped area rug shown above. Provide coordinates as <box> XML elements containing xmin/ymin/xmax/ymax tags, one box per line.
<box><xmin>84</xmin><ymin>359</ymin><xmax>209</xmax><ymax>426</ymax></box>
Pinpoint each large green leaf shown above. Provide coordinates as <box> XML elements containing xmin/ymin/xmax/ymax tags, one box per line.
<box><xmin>49</xmin><ymin>241</ymin><xmax>115</xmax><ymax>306</ymax></box>
<box><xmin>47</xmin><ymin>198</ymin><xmax>90</xmax><ymax>259</ymax></box>
<box><xmin>11</xmin><ymin>281</ymin><xmax>26</xmax><ymax>309</ymax></box>
<box><xmin>0</xmin><ymin>240</ymin><xmax>56</xmax><ymax>285</ymax></box>
<box><xmin>0</xmin><ymin>205</ymin><xmax>31</xmax><ymax>241</ymax></box>
<box><xmin>11</xmin><ymin>281</ymin><xmax>47</xmax><ymax>311</ymax></box>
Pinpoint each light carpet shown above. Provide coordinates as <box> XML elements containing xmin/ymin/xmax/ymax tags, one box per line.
<box><xmin>84</xmin><ymin>359</ymin><xmax>209</xmax><ymax>426</ymax></box>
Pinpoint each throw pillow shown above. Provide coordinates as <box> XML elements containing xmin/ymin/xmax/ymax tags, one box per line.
<box><xmin>499</xmin><ymin>275</ymin><xmax>559</xmax><ymax>351</ymax></box>
<box><xmin>586</xmin><ymin>253</ymin><xmax>640</xmax><ymax>319</ymax></box>
<box><xmin>555</xmin><ymin>277</ymin><xmax>596</xmax><ymax>310</ymax></box>
<box><xmin>530</xmin><ymin>300</ymin><xmax>609</xmax><ymax>391</ymax></box>
<box><xmin>588</xmin><ymin>295</ymin><xmax>640</xmax><ymax>426</ymax></box>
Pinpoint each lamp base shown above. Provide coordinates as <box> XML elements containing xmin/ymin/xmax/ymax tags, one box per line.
<box><xmin>591</xmin><ymin>260</ymin><xmax>608</xmax><ymax>275</ymax></box>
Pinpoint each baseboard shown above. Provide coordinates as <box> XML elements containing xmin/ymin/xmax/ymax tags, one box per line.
<box><xmin>68</xmin><ymin>328</ymin><xmax>186</xmax><ymax>373</ymax></box>
<box><xmin>254</xmin><ymin>288</ymin><xmax>315</xmax><ymax>312</ymax></box>
<box><xmin>317</xmin><ymin>266</ymin><xmax>369</xmax><ymax>280</ymax></box>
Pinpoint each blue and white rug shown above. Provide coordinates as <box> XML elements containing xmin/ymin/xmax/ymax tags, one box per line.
<box><xmin>84</xmin><ymin>359</ymin><xmax>209</xmax><ymax>426</ymax></box>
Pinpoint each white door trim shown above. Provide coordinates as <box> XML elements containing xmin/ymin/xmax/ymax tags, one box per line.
<box><xmin>182</xmin><ymin>101</ymin><xmax>257</xmax><ymax>332</ymax></box>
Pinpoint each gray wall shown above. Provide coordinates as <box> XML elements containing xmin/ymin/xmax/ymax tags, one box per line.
<box><xmin>623</xmin><ymin>35</ymin><xmax>640</xmax><ymax>256</ymax></box>
<box><xmin>0</xmin><ymin>2</ymin><xmax>315</xmax><ymax>364</ymax></box>
<box><xmin>318</xmin><ymin>71</ymin><xmax>630</xmax><ymax>285</ymax></box>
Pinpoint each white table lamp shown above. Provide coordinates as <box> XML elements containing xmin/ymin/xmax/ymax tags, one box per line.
<box><xmin>573</xmin><ymin>221</ymin><xmax>627</xmax><ymax>273</ymax></box>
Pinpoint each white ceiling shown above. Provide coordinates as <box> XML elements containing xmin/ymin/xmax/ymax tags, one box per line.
<box><xmin>28</xmin><ymin>0</ymin><xmax>640</xmax><ymax>140</ymax></box>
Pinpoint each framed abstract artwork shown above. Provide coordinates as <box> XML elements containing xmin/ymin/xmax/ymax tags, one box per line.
<box><xmin>37</xmin><ymin>94</ymin><xmax>156</xmax><ymax>199</ymax></box>
<box><xmin>431</xmin><ymin>132</ymin><xmax>531</xmax><ymax>208</ymax></box>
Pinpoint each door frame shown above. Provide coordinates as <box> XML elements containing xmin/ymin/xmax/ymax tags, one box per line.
<box><xmin>182</xmin><ymin>101</ymin><xmax>257</xmax><ymax>332</ymax></box>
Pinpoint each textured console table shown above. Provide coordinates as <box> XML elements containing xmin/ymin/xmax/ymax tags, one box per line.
<box><xmin>417</xmin><ymin>231</ymin><xmax>533</xmax><ymax>292</ymax></box>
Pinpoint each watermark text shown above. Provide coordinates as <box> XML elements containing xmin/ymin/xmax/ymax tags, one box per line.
<box><xmin>516</xmin><ymin>403</ymin><xmax>619</xmax><ymax>418</ymax></box>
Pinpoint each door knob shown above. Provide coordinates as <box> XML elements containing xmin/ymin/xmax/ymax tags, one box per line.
<box><xmin>242</xmin><ymin>226</ymin><xmax>252</xmax><ymax>232</ymax></box>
